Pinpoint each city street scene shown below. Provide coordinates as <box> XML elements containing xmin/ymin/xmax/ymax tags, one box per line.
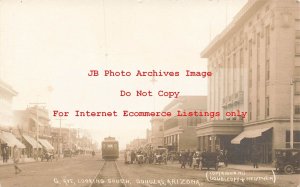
<box><xmin>0</xmin><ymin>0</ymin><xmax>300</xmax><ymax>186</ymax></box>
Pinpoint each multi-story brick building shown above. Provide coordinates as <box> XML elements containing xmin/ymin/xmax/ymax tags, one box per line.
<box><xmin>199</xmin><ymin>0</ymin><xmax>300</xmax><ymax>163</ymax></box>
<box><xmin>163</xmin><ymin>96</ymin><xmax>207</xmax><ymax>152</ymax></box>
<box><xmin>51</xmin><ymin>127</ymin><xmax>77</xmax><ymax>154</ymax></box>
<box><xmin>14</xmin><ymin>106</ymin><xmax>53</xmax><ymax>157</ymax></box>
<box><xmin>150</xmin><ymin>96</ymin><xmax>207</xmax><ymax>151</ymax></box>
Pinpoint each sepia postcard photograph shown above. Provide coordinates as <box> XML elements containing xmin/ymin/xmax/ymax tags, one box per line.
<box><xmin>0</xmin><ymin>0</ymin><xmax>300</xmax><ymax>186</ymax></box>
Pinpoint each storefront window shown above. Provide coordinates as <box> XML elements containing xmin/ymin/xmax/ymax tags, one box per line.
<box><xmin>286</xmin><ymin>131</ymin><xmax>300</xmax><ymax>148</ymax></box>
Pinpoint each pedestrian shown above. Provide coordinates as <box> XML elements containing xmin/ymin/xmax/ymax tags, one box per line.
<box><xmin>180</xmin><ymin>151</ymin><xmax>187</xmax><ymax>169</ymax></box>
<box><xmin>13</xmin><ymin>145</ymin><xmax>22</xmax><ymax>174</ymax></box>
<box><xmin>130</xmin><ymin>150</ymin><xmax>135</xmax><ymax>164</ymax></box>
<box><xmin>5</xmin><ymin>146</ymin><xmax>9</xmax><ymax>163</ymax></box>
<box><xmin>251</xmin><ymin>145</ymin><xmax>260</xmax><ymax>168</ymax></box>
<box><xmin>188</xmin><ymin>151</ymin><xmax>194</xmax><ymax>168</ymax></box>
<box><xmin>2</xmin><ymin>145</ymin><xmax>7</xmax><ymax>163</ymax></box>
<box><xmin>224</xmin><ymin>150</ymin><xmax>229</xmax><ymax>167</ymax></box>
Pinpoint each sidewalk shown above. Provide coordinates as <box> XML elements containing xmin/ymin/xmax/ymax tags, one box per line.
<box><xmin>226</xmin><ymin>164</ymin><xmax>275</xmax><ymax>172</ymax></box>
<box><xmin>165</xmin><ymin>161</ymin><xmax>275</xmax><ymax>172</ymax></box>
<box><xmin>0</xmin><ymin>157</ymin><xmax>36</xmax><ymax>166</ymax></box>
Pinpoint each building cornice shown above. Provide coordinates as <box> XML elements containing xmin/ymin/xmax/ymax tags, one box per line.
<box><xmin>201</xmin><ymin>0</ymin><xmax>268</xmax><ymax>58</ymax></box>
<box><xmin>0</xmin><ymin>79</ymin><xmax>17</xmax><ymax>96</ymax></box>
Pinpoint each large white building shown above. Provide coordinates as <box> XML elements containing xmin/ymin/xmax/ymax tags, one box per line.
<box><xmin>199</xmin><ymin>0</ymin><xmax>300</xmax><ymax>163</ymax></box>
<box><xmin>0</xmin><ymin>80</ymin><xmax>17</xmax><ymax>130</ymax></box>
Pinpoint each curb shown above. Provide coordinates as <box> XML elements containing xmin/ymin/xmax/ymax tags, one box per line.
<box><xmin>225</xmin><ymin>167</ymin><xmax>275</xmax><ymax>172</ymax></box>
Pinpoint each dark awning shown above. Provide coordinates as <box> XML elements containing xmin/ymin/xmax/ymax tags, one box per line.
<box><xmin>231</xmin><ymin>127</ymin><xmax>272</xmax><ymax>144</ymax></box>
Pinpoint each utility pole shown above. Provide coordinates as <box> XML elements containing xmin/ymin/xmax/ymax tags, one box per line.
<box><xmin>290</xmin><ymin>79</ymin><xmax>294</xmax><ymax>148</ymax></box>
<box><xmin>28</xmin><ymin>103</ymin><xmax>46</xmax><ymax>154</ymax></box>
<box><xmin>55</xmin><ymin>117</ymin><xmax>67</xmax><ymax>158</ymax></box>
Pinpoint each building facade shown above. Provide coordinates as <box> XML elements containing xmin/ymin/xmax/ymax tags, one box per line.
<box><xmin>199</xmin><ymin>0</ymin><xmax>300</xmax><ymax>163</ymax></box>
<box><xmin>0</xmin><ymin>80</ymin><xmax>17</xmax><ymax>131</ymax></box>
<box><xmin>14</xmin><ymin>106</ymin><xmax>53</xmax><ymax>157</ymax></box>
<box><xmin>0</xmin><ymin>80</ymin><xmax>23</xmax><ymax>161</ymax></box>
<box><xmin>163</xmin><ymin>96</ymin><xmax>207</xmax><ymax>152</ymax></box>
<box><xmin>51</xmin><ymin>127</ymin><xmax>77</xmax><ymax>154</ymax></box>
<box><xmin>150</xmin><ymin>117</ymin><xmax>164</xmax><ymax>149</ymax></box>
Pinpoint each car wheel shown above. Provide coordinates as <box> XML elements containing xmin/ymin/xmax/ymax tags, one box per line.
<box><xmin>284</xmin><ymin>165</ymin><xmax>294</xmax><ymax>174</ymax></box>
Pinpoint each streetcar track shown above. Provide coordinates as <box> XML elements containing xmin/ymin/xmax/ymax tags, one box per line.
<box><xmin>90</xmin><ymin>161</ymin><xmax>126</xmax><ymax>187</ymax></box>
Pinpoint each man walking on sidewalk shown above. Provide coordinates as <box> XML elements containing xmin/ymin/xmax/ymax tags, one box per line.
<box><xmin>13</xmin><ymin>145</ymin><xmax>22</xmax><ymax>174</ymax></box>
<box><xmin>251</xmin><ymin>145</ymin><xmax>260</xmax><ymax>168</ymax></box>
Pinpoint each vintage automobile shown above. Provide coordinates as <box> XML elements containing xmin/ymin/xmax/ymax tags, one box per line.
<box><xmin>154</xmin><ymin>148</ymin><xmax>168</xmax><ymax>164</ymax></box>
<box><xmin>201</xmin><ymin>152</ymin><xmax>219</xmax><ymax>170</ymax></box>
<box><xmin>40</xmin><ymin>150</ymin><xmax>54</xmax><ymax>162</ymax></box>
<box><xmin>168</xmin><ymin>151</ymin><xmax>180</xmax><ymax>163</ymax></box>
<box><xmin>274</xmin><ymin>148</ymin><xmax>300</xmax><ymax>174</ymax></box>
<box><xmin>63</xmin><ymin>149</ymin><xmax>73</xmax><ymax>158</ymax></box>
<box><xmin>136</xmin><ymin>153</ymin><xmax>145</xmax><ymax>165</ymax></box>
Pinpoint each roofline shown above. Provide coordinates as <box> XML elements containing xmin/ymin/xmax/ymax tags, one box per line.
<box><xmin>201</xmin><ymin>0</ymin><xmax>268</xmax><ymax>58</ymax></box>
<box><xmin>0</xmin><ymin>79</ymin><xmax>18</xmax><ymax>96</ymax></box>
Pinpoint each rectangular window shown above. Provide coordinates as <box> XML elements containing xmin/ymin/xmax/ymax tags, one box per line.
<box><xmin>249</xmin><ymin>39</ymin><xmax>252</xmax><ymax>88</ymax></box>
<box><xmin>266</xmin><ymin>60</ymin><xmax>270</xmax><ymax>81</ymax></box>
<box><xmin>233</xmin><ymin>53</ymin><xmax>236</xmax><ymax>93</ymax></box>
<box><xmin>227</xmin><ymin>57</ymin><xmax>230</xmax><ymax>96</ymax></box>
<box><xmin>295</xmin><ymin>82</ymin><xmax>300</xmax><ymax>94</ymax></box>
<box><xmin>295</xmin><ymin>66</ymin><xmax>300</xmax><ymax>76</ymax></box>
<box><xmin>249</xmin><ymin>70</ymin><xmax>252</xmax><ymax>88</ymax></box>
<box><xmin>249</xmin><ymin>39</ymin><xmax>252</xmax><ymax>62</ymax></box>
<box><xmin>240</xmin><ymin>48</ymin><xmax>244</xmax><ymax>91</ymax></box>
<box><xmin>266</xmin><ymin>97</ymin><xmax>270</xmax><ymax>117</ymax></box>
<box><xmin>257</xmin><ymin>33</ymin><xmax>260</xmax><ymax>83</ymax></box>
<box><xmin>295</xmin><ymin>105</ymin><xmax>300</xmax><ymax>114</ymax></box>
<box><xmin>266</xmin><ymin>26</ymin><xmax>270</xmax><ymax>47</ymax></box>
<box><xmin>257</xmin><ymin>100</ymin><xmax>260</xmax><ymax>118</ymax></box>
<box><xmin>249</xmin><ymin>103</ymin><xmax>252</xmax><ymax>121</ymax></box>
<box><xmin>257</xmin><ymin>33</ymin><xmax>260</xmax><ymax>63</ymax></box>
<box><xmin>257</xmin><ymin>64</ymin><xmax>260</xmax><ymax>82</ymax></box>
<box><xmin>286</xmin><ymin>131</ymin><xmax>300</xmax><ymax>148</ymax></box>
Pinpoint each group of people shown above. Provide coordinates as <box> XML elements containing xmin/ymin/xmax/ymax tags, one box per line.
<box><xmin>178</xmin><ymin>149</ymin><xmax>228</xmax><ymax>169</ymax></box>
<box><xmin>1</xmin><ymin>144</ymin><xmax>23</xmax><ymax>174</ymax></box>
<box><xmin>124</xmin><ymin>149</ymin><xmax>168</xmax><ymax>165</ymax></box>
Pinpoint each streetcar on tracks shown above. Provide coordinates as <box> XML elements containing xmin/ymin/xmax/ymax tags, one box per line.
<box><xmin>101</xmin><ymin>136</ymin><xmax>119</xmax><ymax>160</ymax></box>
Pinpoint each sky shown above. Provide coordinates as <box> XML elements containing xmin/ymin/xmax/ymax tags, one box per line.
<box><xmin>0</xmin><ymin>0</ymin><xmax>247</xmax><ymax>149</ymax></box>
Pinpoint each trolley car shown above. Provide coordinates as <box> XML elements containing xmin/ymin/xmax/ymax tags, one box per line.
<box><xmin>101</xmin><ymin>137</ymin><xmax>119</xmax><ymax>160</ymax></box>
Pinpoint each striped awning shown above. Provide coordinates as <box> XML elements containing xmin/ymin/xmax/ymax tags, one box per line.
<box><xmin>23</xmin><ymin>134</ymin><xmax>42</xmax><ymax>149</ymax></box>
<box><xmin>38</xmin><ymin>139</ymin><xmax>54</xmax><ymax>150</ymax></box>
<box><xmin>0</xmin><ymin>131</ymin><xmax>26</xmax><ymax>148</ymax></box>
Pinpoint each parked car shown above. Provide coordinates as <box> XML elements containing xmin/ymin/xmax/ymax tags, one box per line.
<box><xmin>168</xmin><ymin>151</ymin><xmax>180</xmax><ymax>162</ymax></box>
<box><xmin>63</xmin><ymin>149</ymin><xmax>73</xmax><ymax>158</ymax></box>
<box><xmin>201</xmin><ymin>152</ymin><xmax>219</xmax><ymax>170</ymax></box>
<box><xmin>154</xmin><ymin>148</ymin><xmax>168</xmax><ymax>164</ymax></box>
<box><xmin>41</xmin><ymin>151</ymin><xmax>54</xmax><ymax>162</ymax></box>
<box><xmin>275</xmin><ymin>148</ymin><xmax>300</xmax><ymax>174</ymax></box>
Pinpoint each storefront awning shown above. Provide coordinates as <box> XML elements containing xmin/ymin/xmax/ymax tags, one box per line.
<box><xmin>231</xmin><ymin>127</ymin><xmax>272</xmax><ymax>144</ymax></box>
<box><xmin>38</xmin><ymin>139</ymin><xmax>54</xmax><ymax>150</ymax></box>
<box><xmin>23</xmin><ymin>135</ymin><xmax>42</xmax><ymax>149</ymax></box>
<box><xmin>0</xmin><ymin>131</ymin><xmax>26</xmax><ymax>148</ymax></box>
